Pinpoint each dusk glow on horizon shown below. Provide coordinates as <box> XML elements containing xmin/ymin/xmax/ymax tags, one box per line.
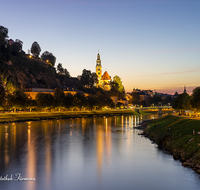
<box><xmin>1</xmin><ymin>0</ymin><xmax>200</xmax><ymax>94</ymax></box>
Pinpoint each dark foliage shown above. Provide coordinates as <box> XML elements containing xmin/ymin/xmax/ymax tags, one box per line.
<box><xmin>31</xmin><ymin>41</ymin><xmax>41</xmax><ymax>59</ymax></box>
<box><xmin>41</xmin><ymin>51</ymin><xmax>56</xmax><ymax>67</ymax></box>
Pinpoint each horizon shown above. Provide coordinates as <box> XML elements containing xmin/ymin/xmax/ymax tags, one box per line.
<box><xmin>1</xmin><ymin>0</ymin><xmax>199</xmax><ymax>95</ymax></box>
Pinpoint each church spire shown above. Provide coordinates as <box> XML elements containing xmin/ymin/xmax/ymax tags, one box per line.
<box><xmin>96</xmin><ymin>51</ymin><xmax>101</xmax><ymax>65</ymax></box>
<box><xmin>96</xmin><ymin>51</ymin><xmax>102</xmax><ymax>87</ymax></box>
<box><xmin>184</xmin><ymin>85</ymin><xmax>187</xmax><ymax>93</ymax></box>
<box><xmin>97</xmin><ymin>51</ymin><xmax>100</xmax><ymax>61</ymax></box>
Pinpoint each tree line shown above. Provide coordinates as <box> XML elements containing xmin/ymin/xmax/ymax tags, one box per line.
<box><xmin>129</xmin><ymin>92</ymin><xmax>174</xmax><ymax>107</ymax></box>
<box><xmin>0</xmin><ymin>71</ymin><xmax>125</xmax><ymax>112</ymax></box>
<box><xmin>0</xmin><ymin>86</ymin><xmax>114</xmax><ymax>112</ymax></box>
<box><xmin>172</xmin><ymin>87</ymin><xmax>200</xmax><ymax>114</ymax></box>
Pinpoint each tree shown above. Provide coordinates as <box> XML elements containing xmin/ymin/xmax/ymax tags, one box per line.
<box><xmin>56</xmin><ymin>63</ymin><xmax>70</xmax><ymax>77</ymax></box>
<box><xmin>57</xmin><ymin>63</ymin><xmax>64</xmax><ymax>74</ymax></box>
<box><xmin>113</xmin><ymin>75</ymin><xmax>124</xmax><ymax>93</ymax></box>
<box><xmin>80</xmin><ymin>69</ymin><xmax>96</xmax><ymax>87</ymax></box>
<box><xmin>0</xmin><ymin>25</ymin><xmax>8</xmax><ymax>51</ymax></box>
<box><xmin>11</xmin><ymin>41</ymin><xmax>23</xmax><ymax>56</ymax></box>
<box><xmin>163</xmin><ymin>95</ymin><xmax>173</xmax><ymax>106</ymax></box>
<box><xmin>172</xmin><ymin>92</ymin><xmax>190</xmax><ymax>112</ymax></box>
<box><xmin>146</xmin><ymin>96</ymin><xmax>152</xmax><ymax>107</ymax></box>
<box><xmin>91</xmin><ymin>72</ymin><xmax>98</xmax><ymax>87</ymax></box>
<box><xmin>87</xmin><ymin>94</ymin><xmax>97</xmax><ymax>110</ymax></box>
<box><xmin>11</xmin><ymin>90</ymin><xmax>28</xmax><ymax>112</ymax></box>
<box><xmin>0</xmin><ymin>25</ymin><xmax>8</xmax><ymax>38</ymax></box>
<box><xmin>74</xmin><ymin>92</ymin><xmax>87</xmax><ymax>110</ymax></box>
<box><xmin>140</xmin><ymin>100</ymin><xmax>147</xmax><ymax>107</ymax></box>
<box><xmin>6</xmin><ymin>82</ymin><xmax>16</xmax><ymax>95</ymax></box>
<box><xmin>80</xmin><ymin>69</ymin><xmax>91</xmax><ymax>87</ymax></box>
<box><xmin>15</xmin><ymin>39</ymin><xmax>23</xmax><ymax>50</ymax></box>
<box><xmin>64</xmin><ymin>68</ymin><xmax>70</xmax><ymax>78</ymax></box>
<box><xmin>152</xmin><ymin>94</ymin><xmax>163</xmax><ymax>106</ymax></box>
<box><xmin>0</xmin><ymin>34</ymin><xmax>5</xmax><ymax>51</ymax></box>
<box><xmin>131</xmin><ymin>92</ymin><xmax>140</xmax><ymax>105</ymax></box>
<box><xmin>0</xmin><ymin>80</ymin><xmax>5</xmax><ymax>107</ymax></box>
<box><xmin>31</xmin><ymin>41</ymin><xmax>41</xmax><ymax>59</ymax></box>
<box><xmin>191</xmin><ymin>87</ymin><xmax>200</xmax><ymax>110</ymax></box>
<box><xmin>26</xmin><ymin>97</ymin><xmax>37</xmax><ymax>112</ymax></box>
<box><xmin>110</xmin><ymin>81</ymin><xmax>119</xmax><ymax>103</ymax></box>
<box><xmin>182</xmin><ymin>94</ymin><xmax>191</xmax><ymax>110</ymax></box>
<box><xmin>96</xmin><ymin>91</ymin><xmax>114</xmax><ymax>109</ymax></box>
<box><xmin>35</xmin><ymin>92</ymin><xmax>54</xmax><ymax>109</ymax></box>
<box><xmin>53</xmin><ymin>87</ymin><xmax>65</xmax><ymax>110</ymax></box>
<box><xmin>65</xmin><ymin>93</ymin><xmax>74</xmax><ymax>110</ymax></box>
<box><xmin>41</xmin><ymin>51</ymin><xmax>56</xmax><ymax>66</ymax></box>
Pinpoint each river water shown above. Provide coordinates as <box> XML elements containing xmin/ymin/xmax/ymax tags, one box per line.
<box><xmin>0</xmin><ymin>114</ymin><xmax>199</xmax><ymax>190</ymax></box>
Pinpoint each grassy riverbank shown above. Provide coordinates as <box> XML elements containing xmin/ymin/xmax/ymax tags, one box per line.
<box><xmin>144</xmin><ymin>115</ymin><xmax>200</xmax><ymax>174</ymax></box>
<box><xmin>139</xmin><ymin>108</ymin><xmax>173</xmax><ymax>115</ymax></box>
<box><xmin>0</xmin><ymin>109</ymin><xmax>137</xmax><ymax>123</ymax></box>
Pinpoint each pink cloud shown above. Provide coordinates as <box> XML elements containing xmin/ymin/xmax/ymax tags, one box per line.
<box><xmin>135</xmin><ymin>67</ymin><xmax>200</xmax><ymax>77</ymax></box>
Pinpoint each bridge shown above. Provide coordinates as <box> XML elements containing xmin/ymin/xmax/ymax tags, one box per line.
<box><xmin>134</xmin><ymin>106</ymin><xmax>172</xmax><ymax>115</ymax></box>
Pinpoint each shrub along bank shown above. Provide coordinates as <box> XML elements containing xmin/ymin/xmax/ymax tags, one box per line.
<box><xmin>144</xmin><ymin>115</ymin><xmax>200</xmax><ymax>175</ymax></box>
<box><xmin>0</xmin><ymin>109</ymin><xmax>137</xmax><ymax>123</ymax></box>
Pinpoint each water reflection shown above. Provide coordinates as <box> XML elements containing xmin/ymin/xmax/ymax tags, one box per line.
<box><xmin>4</xmin><ymin>125</ymin><xmax>9</xmax><ymax>167</ymax></box>
<box><xmin>26</xmin><ymin>122</ymin><xmax>36</xmax><ymax>190</ymax></box>
<box><xmin>96</xmin><ymin>122</ymin><xmax>103</xmax><ymax>177</ymax></box>
<box><xmin>0</xmin><ymin>114</ymin><xmax>199</xmax><ymax>190</ymax></box>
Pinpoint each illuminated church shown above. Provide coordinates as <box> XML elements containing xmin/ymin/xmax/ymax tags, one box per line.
<box><xmin>95</xmin><ymin>52</ymin><xmax>111</xmax><ymax>91</ymax></box>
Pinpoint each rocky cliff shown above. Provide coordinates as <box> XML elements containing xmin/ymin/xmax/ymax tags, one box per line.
<box><xmin>0</xmin><ymin>55</ymin><xmax>79</xmax><ymax>90</ymax></box>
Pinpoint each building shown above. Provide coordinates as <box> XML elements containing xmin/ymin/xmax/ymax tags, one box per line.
<box><xmin>96</xmin><ymin>52</ymin><xmax>102</xmax><ymax>87</ymax></box>
<box><xmin>184</xmin><ymin>85</ymin><xmax>187</xmax><ymax>93</ymax></box>
<box><xmin>24</xmin><ymin>87</ymin><xmax>82</xmax><ymax>99</ymax></box>
<box><xmin>101</xmin><ymin>71</ymin><xmax>111</xmax><ymax>91</ymax></box>
<box><xmin>118</xmin><ymin>97</ymin><xmax>128</xmax><ymax>106</ymax></box>
<box><xmin>95</xmin><ymin>52</ymin><xmax>111</xmax><ymax>91</ymax></box>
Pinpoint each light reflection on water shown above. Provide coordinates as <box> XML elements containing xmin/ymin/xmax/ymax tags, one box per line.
<box><xmin>0</xmin><ymin>114</ymin><xmax>199</xmax><ymax>190</ymax></box>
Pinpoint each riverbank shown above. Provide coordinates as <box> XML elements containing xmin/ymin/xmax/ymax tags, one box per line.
<box><xmin>0</xmin><ymin>109</ymin><xmax>137</xmax><ymax>123</ymax></box>
<box><xmin>143</xmin><ymin>115</ymin><xmax>200</xmax><ymax>175</ymax></box>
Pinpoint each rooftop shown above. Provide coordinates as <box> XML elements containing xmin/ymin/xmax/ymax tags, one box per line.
<box><xmin>101</xmin><ymin>71</ymin><xmax>111</xmax><ymax>80</ymax></box>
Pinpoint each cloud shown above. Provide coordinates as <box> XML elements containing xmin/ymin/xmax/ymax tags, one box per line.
<box><xmin>136</xmin><ymin>48</ymin><xmax>200</xmax><ymax>56</ymax></box>
<box><xmin>135</xmin><ymin>67</ymin><xmax>200</xmax><ymax>77</ymax></box>
<box><xmin>43</xmin><ymin>0</ymin><xmax>200</xmax><ymax>7</ymax></box>
<box><xmin>157</xmin><ymin>85</ymin><xmax>199</xmax><ymax>95</ymax></box>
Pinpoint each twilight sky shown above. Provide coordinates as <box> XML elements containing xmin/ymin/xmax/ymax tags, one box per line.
<box><xmin>1</xmin><ymin>0</ymin><xmax>200</xmax><ymax>94</ymax></box>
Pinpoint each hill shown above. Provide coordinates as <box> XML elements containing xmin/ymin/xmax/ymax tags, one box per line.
<box><xmin>0</xmin><ymin>55</ymin><xmax>79</xmax><ymax>90</ymax></box>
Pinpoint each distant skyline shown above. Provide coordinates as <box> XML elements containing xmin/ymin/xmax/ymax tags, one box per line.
<box><xmin>1</xmin><ymin>0</ymin><xmax>200</xmax><ymax>94</ymax></box>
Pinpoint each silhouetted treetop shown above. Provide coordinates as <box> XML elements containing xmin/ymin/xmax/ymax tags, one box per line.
<box><xmin>79</xmin><ymin>69</ymin><xmax>97</xmax><ymax>88</ymax></box>
<box><xmin>41</xmin><ymin>51</ymin><xmax>56</xmax><ymax>66</ymax></box>
<box><xmin>31</xmin><ymin>41</ymin><xmax>41</xmax><ymax>59</ymax></box>
<box><xmin>0</xmin><ymin>25</ymin><xmax>8</xmax><ymax>38</ymax></box>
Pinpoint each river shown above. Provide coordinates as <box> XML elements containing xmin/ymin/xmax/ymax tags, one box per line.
<box><xmin>0</xmin><ymin>114</ymin><xmax>199</xmax><ymax>190</ymax></box>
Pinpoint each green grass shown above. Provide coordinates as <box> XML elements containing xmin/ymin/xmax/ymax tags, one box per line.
<box><xmin>0</xmin><ymin>109</ymin><xmax>137</xmax><ymax>123</ymax></box>
<box><xmin>145</xmin><ymin>115</ymin><xmax>200</xmax><ymax>164</ymax></box>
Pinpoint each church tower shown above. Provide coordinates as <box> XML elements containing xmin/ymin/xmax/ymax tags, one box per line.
<box><xmin>96</xmin><ymin>51</ymin><xmax>102</xmax><ymax>87</ymax></box>
<box><xmin>184</xmin><ymin>85</ymin><xmax>187</xmax><ymax>93</ymax></box>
